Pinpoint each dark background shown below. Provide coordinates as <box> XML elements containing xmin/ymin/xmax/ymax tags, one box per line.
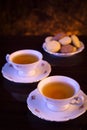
<box><xmin>0</xmin><ymin>0</ymin><xmax>87</xmax><ymax>36</ymax></box>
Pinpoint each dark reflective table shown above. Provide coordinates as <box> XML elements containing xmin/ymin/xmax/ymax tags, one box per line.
<box><xmin>0</xmin><ymin>35</ymin><xmax>87</xmax><ymax>130</ymax></box>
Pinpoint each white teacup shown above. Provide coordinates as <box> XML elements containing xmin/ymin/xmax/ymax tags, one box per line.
<box><xmin>37</xmin><ymin>75</ymin><xmax>84</xmax><ymax>111</ymax></box>
<box><xmin>6</xmin><ymin>49</ymin><xmax>43</xmax><ymax>77</ymax></box>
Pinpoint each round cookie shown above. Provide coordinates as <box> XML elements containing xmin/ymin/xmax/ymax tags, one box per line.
<box><xmin>45</xmin><ymin>40</ymin><xmax>61</xmax><ymax>53</ymax></box>
<box><xmin>52</xmin><ymin>33</ymin><xmax>66</xmax><ymax>41</ymax></box>
<box><xmin>71</xmin><ymin>35</ymin><xmax>81</xmax><ymax>48</ymax></box>
<box><xmin>45</xmin><ymin>36</ymin><xmax>53</xmax><ymax>43</ymax></box>
<box><xmin>60</xmin><ymin>44</ymin><xmax>77</xmax><ymax>53</ymax></box>
<box><xmin>59</xmin><ymin>36</ymin><xmax>71</xmax><ymax>45</ymax></box>
<box><xmin>73</xmin><ymin>47</ymin><xmax>77</xmax><ymax>52</ymax></box>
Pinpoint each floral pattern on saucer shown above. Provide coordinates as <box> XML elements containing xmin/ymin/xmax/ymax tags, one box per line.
<box><xmin>1</xmin><ymin>60</ymin><xmax>51</xmax><ymax>83</ymax></box>
<box><xmin>27</xmin><ymin>89</ymin><xmax>87</xmax><ymax>122</ymax></box>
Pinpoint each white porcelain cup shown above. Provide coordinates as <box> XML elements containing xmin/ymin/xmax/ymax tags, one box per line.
<box><xmin>37</xmin><ymin>75</ymin><xmax>84</xmax><ymax>111</ymax></box>
<box><xmin>6</xmin><ymin>49</ymin><xmax>43</xmax><ymax>77</ymax></box>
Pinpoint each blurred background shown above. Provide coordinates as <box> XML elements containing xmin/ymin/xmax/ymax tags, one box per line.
<box><xmin>0</xmin><ymin>0</ymin><xmax>87</xmax><ymax>36</ymax></box>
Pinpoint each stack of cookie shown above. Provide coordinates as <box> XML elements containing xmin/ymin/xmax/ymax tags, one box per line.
<box><xmin>45</xmin><ymin>33</ymin><xmax>82</xmax><ymax>53</ymax></box>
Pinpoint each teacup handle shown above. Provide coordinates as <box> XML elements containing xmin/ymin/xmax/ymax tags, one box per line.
<box><xmin>70</xmin><ymin>95</ymin><xmax>84</xmax><ymax>106</ymax></box>
<box><xmin>6</xmin><ymin>54</ymin><xmax>10</xmax><ymax>63</ymax></box>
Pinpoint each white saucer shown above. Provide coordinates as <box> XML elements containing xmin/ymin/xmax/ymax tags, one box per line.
<box><xmin>1</xmin><ymin>60</ymin><xmax>51</xmax><ymax>83</ymax></box>
<box><xmin>42</xmin><ymin>42</ymin><xmax>85</xmax><ymax>57</ymax></box>
<box><xmin>27</xmin><ymin>89</ymin><xmax>87</xmax><ymax>122</ymax></box>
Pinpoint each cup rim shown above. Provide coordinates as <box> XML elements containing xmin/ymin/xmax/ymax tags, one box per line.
<box><xmin>37</xmin><ymin>75</ymin><xmax>80</xmax><ymax>101</ymax></box>
<box><xmin>8</xmin><ymin>49</ymin><xmax>43</xmax><ymax>65</ymax></box>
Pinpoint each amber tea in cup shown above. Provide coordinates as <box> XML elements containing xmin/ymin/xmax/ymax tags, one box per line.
<box><xmin>37</xmin><ymin>76</ymin><xmax>84</xmax><ymax>111</ymax></box>
<box><xmin>12</xmin><ymin>53</ymin><xmax>39</xmax><ymax>64</ymax></box>
<box><xmin>42</xmin><ymin>81</ymin><xmax>75</xmax><ymax>99</ymax></box>
<box><xmin>6</xmin><ymin>49</ymin><xmax>43</xmax><ymax>77</ymax></box>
